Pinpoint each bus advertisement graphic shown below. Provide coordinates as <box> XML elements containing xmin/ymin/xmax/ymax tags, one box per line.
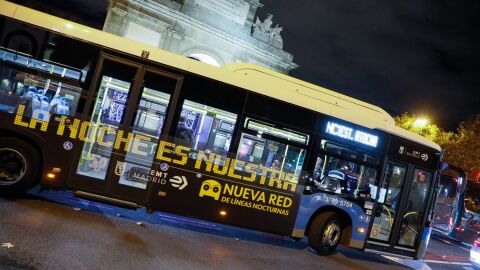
<box><xmin>12</xmin><ymin>108</ymin><xmax>302</xmax><ymax>234</ymax></box>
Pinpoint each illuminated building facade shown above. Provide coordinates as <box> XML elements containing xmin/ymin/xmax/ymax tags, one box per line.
<box><xmin>103</xmin><ymin>0</ymin><xmax>298</xmax><ymax>73</ymax></box>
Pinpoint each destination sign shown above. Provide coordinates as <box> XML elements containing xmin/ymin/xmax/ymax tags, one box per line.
<box><xmin>325</xmin><ymin>121</ymin><xmax>379</xmax><ymax>148</ymax></box>
<box><xmin>388</xmin><ymin>138</ymin><xmax>439</xmax><ymax>169</ymax></box>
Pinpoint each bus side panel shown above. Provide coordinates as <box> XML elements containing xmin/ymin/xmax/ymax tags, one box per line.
<box><xmin>416</xmin><ymin>226</ymin><xmax>432</xmax><ymax>259</ymax></box>
<box><xmin>293</xmin><ymin>192</ymin><xmax>371</xmax><ymax>249</ymax></box>
<box><xmin>146</xmin><ymin>154</ymin><xmax>303</xmax><ymax>236</ymax></box>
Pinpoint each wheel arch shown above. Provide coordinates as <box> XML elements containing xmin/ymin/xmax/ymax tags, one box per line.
<box><xmin>305</xmin><ymin>205</ymin><xmax>353</xmax><ymax>246</ymax></box>
<box><xmin>0</xmin><ymin>128</ymin><xmax>46</xmax><ymax>177</ymax></box>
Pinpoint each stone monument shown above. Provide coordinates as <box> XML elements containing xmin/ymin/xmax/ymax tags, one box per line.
<box><xmin>103</xmin><ymin>0</ymin><xmax>298</xmax><ymax>73</ymax></box>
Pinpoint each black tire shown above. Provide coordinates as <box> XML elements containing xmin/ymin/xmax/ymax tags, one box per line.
<box><xmin>0</xmin><ymin>137</ymin><xmax>41</xmax><ymax>195</ymax></box>
<box><xmin>308</xmin><ymin>211</ymin><xmax>343</xmax><ymax>255</ymax></box>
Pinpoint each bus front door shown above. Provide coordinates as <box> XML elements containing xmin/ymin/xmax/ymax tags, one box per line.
<box><xmin>366</xmin><ymin>160</ymin><xmax>434</xmax><ymax>258</ymax></box>
<box><xmin>69</xmin><ymin>54</ymin><xmax>181</xmax><ymax>205</ymax></box>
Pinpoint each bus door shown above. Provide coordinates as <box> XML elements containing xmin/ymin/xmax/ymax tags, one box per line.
<box><xmin>69</xmin><ymin>54</ymin><xmax>181</xmax><ymax>205</ymax></box>
<box><xmin>366</xmin><ymin>160</ymin><xmax>434</xmax><ymax>257</ymax></box>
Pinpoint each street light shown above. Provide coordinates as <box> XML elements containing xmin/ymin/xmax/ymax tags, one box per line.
<box><xmin>413</xmin><ymin>117</ymin><xmax>429</xmax><ymax>128</ymax></box>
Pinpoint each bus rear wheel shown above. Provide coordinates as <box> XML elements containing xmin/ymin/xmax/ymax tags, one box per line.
<box><xmin>0</xmin><ymin>137</ymin><xmax>40</xmax><ymax>195</ymax></box>
<box><xmin>308</xmin><ymin>211</ymin><xmax>343</xmax><ymax>255</ymax></box>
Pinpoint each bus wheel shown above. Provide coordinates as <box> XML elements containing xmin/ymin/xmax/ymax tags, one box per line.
<box><xmin>308</xmin><ymin>211</ymin><xmax>343</xmax><ymax>255</ymax></box>
<box><xmin>0</xmin><ymin>137</ymin><xmax>40</xmax><ymax>195</ymax></box>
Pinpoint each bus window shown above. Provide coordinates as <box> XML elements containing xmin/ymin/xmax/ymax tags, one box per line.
<box><xmin>237</xmin><ymin>133</ymin><xmax>305</xmax><ymax>175</ymax></box>
<box><xmin>117</xmin><ymin>72</ymin><xmax>174</xmax><ymax>189</ymax></box>
<box><xmin>236</xmin><ymin>119</ymin><xmax>308</xmax><ymax>184</ymax></box>
<box><xmin>0</xmin><ymin>49</ymin><xmax>83</xmax><ymax>121</ymax></box>
<box><xmin>174</xmin><ymin>99</ymin><xmax>237</xmax><ymax>155</ymax></box>
<box><xmin>312</xmin><ymin>142</ymin><xmax>379</xmax><ymax>201</ymax></box>
<box><xmin>397</xmin><ymin>169</ymin><xmax>432</xmax><ymax>247</ymax></box>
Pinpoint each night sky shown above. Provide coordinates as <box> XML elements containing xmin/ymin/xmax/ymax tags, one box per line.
<box><xmin>11</xmin><ymin>0</ymin><xmax>480</xmax><ymax>130</ymax></box>
<box><xmin>257</xmin><ymin>0</ymin><xmax>480</xmax><ymax>130</ymax></box>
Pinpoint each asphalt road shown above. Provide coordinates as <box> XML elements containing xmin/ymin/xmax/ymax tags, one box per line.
<box><xmin>0</xmin><ymin>189</ymin><xmax>473</xmax><ymax>270</ymax></box>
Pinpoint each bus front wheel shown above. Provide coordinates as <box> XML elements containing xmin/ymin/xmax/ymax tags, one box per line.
<box><xmin>0</xmin><ymin>137</ymin><xmax>40</xmax><ymax>195</ymax></box>
<box><xmin>308</xmin><ymin>211</ymin><xmax>343</xmax><ymax>255</ymax></box>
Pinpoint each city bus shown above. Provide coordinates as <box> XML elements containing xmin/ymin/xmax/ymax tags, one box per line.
<box><xmin>432</xmin><ymin>164</ymin><xmax>467</xmax><ymax>237</ymax></box>
<box><xmin>0</xmin><ymin>0</ymin><xmax>442</xmax><ymax>259</ymax></box>
<box><xmin>433</xmin><ymin>164</ymin><xmax>480</xmax><ymax>244</ymax></box>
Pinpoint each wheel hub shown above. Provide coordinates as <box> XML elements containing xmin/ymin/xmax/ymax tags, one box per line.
<box><xmin>323</xmin><ymin>221</ymin><xmax>341</xmax><ymax>247</ymax></box>
<box><xmin>0</xmin><ymin>149</ymin><xmax>27</xmax><ymax>185</ymax></box>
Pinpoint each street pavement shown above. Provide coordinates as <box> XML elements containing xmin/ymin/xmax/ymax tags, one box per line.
<box><xmin>0</xmin><ymin>189</ymin><xmax>474</xmax><ymax>270</ymax></box>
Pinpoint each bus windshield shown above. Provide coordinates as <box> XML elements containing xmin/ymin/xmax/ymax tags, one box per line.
<box><xmin>436</xmin><ymin>174</ymin><xmax>459</xmax><ymax>207</ymax></box>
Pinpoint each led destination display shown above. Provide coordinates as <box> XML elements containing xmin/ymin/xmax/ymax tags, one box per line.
<box><xmin>325</xmin><ymin>121</ymin><xmax>379</xmax><ymax>148</ymax></box>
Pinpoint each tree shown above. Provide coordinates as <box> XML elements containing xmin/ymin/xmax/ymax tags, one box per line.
<box><xmin>394</xmin><ymin>113</ymin><xmax>480</xmax><ymax>181</ymax></box>
<box><xmin>394</xmin><ymin>113</ymin><xmax>445</xmax><ymax>143</ymax></box>
<box><xmin>441</xmin><ymin>115</ymin><xmax>480</xmax><ymax>182</ymax></box>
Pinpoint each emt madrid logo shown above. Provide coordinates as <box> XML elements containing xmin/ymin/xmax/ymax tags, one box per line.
<box><xmin>114</xmin><ymin>161</ymin><xmax>126</xmax><ymax>176</ymax></box>
<box><xmin>169</xmin><ymin>175</ymin><xmax>188</xmax><ymax>190</ymax></box>
<box><xmin>199</xmin><ymin>180</ymin><xmax>222</xmax><ymax>200</ymax></box>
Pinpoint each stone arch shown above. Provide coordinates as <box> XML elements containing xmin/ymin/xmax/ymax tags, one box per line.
<box><xmin>182</xmin><ymin>48</ymin><xmax>223</xmax><ymax>67</ymax></box>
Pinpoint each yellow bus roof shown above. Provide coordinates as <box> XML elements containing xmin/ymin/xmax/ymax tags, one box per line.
<box><xmin>0</xmin><ymin>0</ymin><xmax>441</xmax><ymax>151</ymax></box>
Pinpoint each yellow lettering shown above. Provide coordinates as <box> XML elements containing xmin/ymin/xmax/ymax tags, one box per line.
<box><xmin>243</xmin><ymin>163</ymin><xmax>258</xmax><ymax>182</ymax></box>
<box><xmin>155</xmin><ymin>140</ymin><xmax>174</xmax><ymax>162</ymax></box>
<box><xmin>13</xmin><ymin>105</ymin><xmax>29</xmax><ymax>127</ymax></box>
<box><xmin>284</xmin><ymin>173</ymin><xmax>297</xmax><ymax>183</ymax></box>
<box><xmin>131</xmin><ymin>134</ymin><xmax>151</xmax><ymax>156</ymax></box>
<box><xmin>212</xmin><ymin>156</ymin><xmax>230</xmax><ymax>175</ymax></box>
<box><xmin>268</xmin><ymin>170</ymin><xmax>284</xmax><ymax>189</ymax></box>
<box><xmin>269</xmin><ymin>194</ymin><xmax>293</xmax><ymax>207</ymax></box>
<box><xmin>282</xmin><ymin>173</ymin><xmax>298</xmax><ymax>191</ymax></box>
<box><xmin>283</xmin><ymin>197</ymin><xmax>293</xmax><ymax>207</ymax></box>
<box><xmin>194</xmin><ymin>151</ymin><xmax>214</xmax><ymax>171</ymax></box>
<box><xmin>29</xmin><ymin>118</ymin><xmax>48</xmax><ymax>132</ymax></box>
<box><xmin>258</xmin><ymin>166</ymin><xmax>270</xmax><ymax>185</ymax></box>
<box><xmin>97</xmin><ymin>125</ymin><xmax>115</xmax><ymax>147</ymax></box>
<box><xmin>78</xmin><ymin>121</ymin><xmax>96</xmax><ymax>143</ymax></box>
<box><xmin>258</xmin><ymin>192</ymin><xmax>266</xmax><ymax>203</ymax></box>
<box><xmin>173</xmin><ymin>145</ymin><xmax>190</xmax><ymax>165</ymax></box>
<box><xmin>268</xmin><ymin>194</ymin><xmax>277</xmax><ymax>205</ymax></box>
<box><xmin>224</xmin><ymin>183</ymin><xmax>234</xmax><ymax>196</ymax></box>
<box><xmin>242</xmin><ymin>189</ymin><xmax>251</xmax><ymax>200</ymax></box>
<box><xmin>114</xmin><ymin>130</ymin><xmax>134</xmax><ymax>152</ymax></box>
<box><xmin>56</xmin><ymin>116</ymin><xmax>81</xmax><ymax>139</ymax></box>
<box><xmin>282</xmin><ymin>181</ymin><xmax>297</xmax><ymax>192</ymax></box>
<box><xmin>227</xmin><ymin>159</ymin><xmax>244</xmax><ymax>180</ymax></box>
